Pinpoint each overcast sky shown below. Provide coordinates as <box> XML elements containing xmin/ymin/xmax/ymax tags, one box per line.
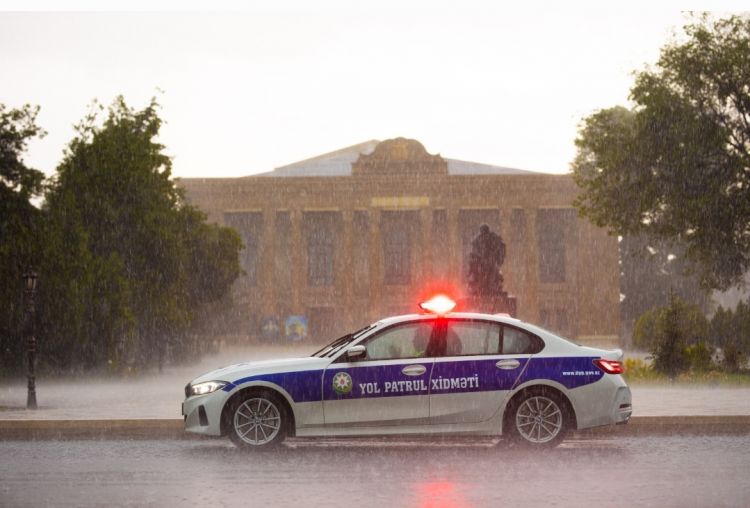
<box><xmin>1</xmin><ymin>3</ymin><xmax>746</xmax><ymax>178</ymax></box>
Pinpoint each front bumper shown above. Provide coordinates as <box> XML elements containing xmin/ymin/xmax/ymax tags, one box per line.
<box><xmin>182</xmin><ymin>389</ymin><xmax>229</xmax><ymax>437</ymax></box>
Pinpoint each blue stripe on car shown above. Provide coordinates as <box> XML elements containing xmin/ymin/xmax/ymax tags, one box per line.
<box><xmin>223</xmin><ymin>357</ymin><xmax>604</xmax><ymax>403</ymax></box>
<box><xmin>223</xmin><ymin>371</ymin><xmax>324</xmax><ymax>403</ymax></box>
<box><xmin>519</xmin><ymin>357</ymin><xmax>604</xmax><ymax>389</ymax></box>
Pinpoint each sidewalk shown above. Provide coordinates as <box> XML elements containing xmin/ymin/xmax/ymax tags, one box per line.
<box><xmin>2</xmin><ymin>416</ymin><xmax>749</xmax><ymax>441</ymax></box>
<box><xmin>2</xmin><ymin>345</ymin><xmax>750</xmax><ymax>421</ymax></box>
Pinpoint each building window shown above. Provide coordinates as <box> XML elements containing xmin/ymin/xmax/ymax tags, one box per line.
<box><xmin>432</xmin><ymin>209</ymin><xmax>448</xmax><ymax>278</ymax></box>
<box><xmin>308</xmin><ymin>228</ymin><xmax>334</xmax><ymax>286</ymax></box>
<box><xmin>353</xmin><ymin>211</ymin><xmax>370</xmax><ymax>295</ymax></box>
<box><xmin>243</xmin><ymin>236</ymin><xmax>258</xmax><ymax>285</ymax></box>
<box><xmin>304</xmin><ymin>211</ymin><xmax>341</xmax><ymax>287</ymax></box>
<box><xmin>223</xmin><ymin>212</ymin><xmax>263</xmax><ymax>286</ymax></box>
<box><xmin>537</xmin><ymin>209</ymin><xmax>573</xmax><ymax>283</ymax></box>
<box><xmin>275</xmin><ymin>212</ymin><xmax>292</xmax><ymax>300</ymax></box>
<box><xmin>381</xmin><ymin>211</ymin><xmax>418</xmax><ymax>286</ymax></box>
<box><xmin>383</xmin><ymin>227</ymin><xmax>410</xmax><ymax>285</ymax></box>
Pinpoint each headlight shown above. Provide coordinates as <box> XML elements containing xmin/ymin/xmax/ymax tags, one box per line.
<box><xmin>188</xmin><ymin>381</ymin><xmax>228</xmax><ymax>397</ymax></box>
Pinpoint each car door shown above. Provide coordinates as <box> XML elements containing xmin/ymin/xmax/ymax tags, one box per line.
<box><xmin>323</xmin><ymin>319</ymin><xmax>437</xmax><ymax>427</ymax></box>
<box><xmin>429</xmin><ymin>319</ymin><xmax>541</xmax><ymax>424</ymax></box>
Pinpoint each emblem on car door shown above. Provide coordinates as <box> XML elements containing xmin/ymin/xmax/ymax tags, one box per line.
<box><xmin>332</xmin><ymin>372</ymin><xmax>353</xmax><ymax>394</ymax></box>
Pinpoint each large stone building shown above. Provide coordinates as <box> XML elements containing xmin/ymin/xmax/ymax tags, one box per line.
<box><xmin>179</xmin><ymin>138</ymin><xmax>620</xmax><ymax>346</ymax></box>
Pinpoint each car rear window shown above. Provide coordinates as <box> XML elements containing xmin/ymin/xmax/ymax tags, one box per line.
<box><xmin>502</xmin><ymin>326</ymin><xmax>543</xmax><ymax>354</ymax></box>
<box><xmin>444</xmin><ymin>320</ymin><xmax>501</xmax><ymax>356</ymax></box>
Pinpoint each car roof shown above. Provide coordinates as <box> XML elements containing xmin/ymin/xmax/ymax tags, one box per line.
<box><xmin>375</xmin><ymin>312</ymin><xmax>525</xmax><ymax>327</ymax></box>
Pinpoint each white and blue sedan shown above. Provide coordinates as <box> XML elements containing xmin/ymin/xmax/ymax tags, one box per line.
<box><xmin>183</xmin><ymin>297</ymin><xmax>632</xmax><ymax>449</ymax></box>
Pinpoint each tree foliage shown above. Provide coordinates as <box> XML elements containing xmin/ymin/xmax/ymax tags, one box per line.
<box><xmin>572</xmin><ymin>15</ymin><xmax>750</xmax><ymax>290</ymax></box>
<box><xmin>620</xmin><ymin>234</ymin><xmax>709</xmax><ymax>340</ymax></box>
<box><xmin>710</xmin><ymin>301</ymin><xmax>750</xmax><ymax>371</ymax></box>
<box><xmin>633</xmin><ymin>294</ymin><xmax>709</xmax><ymax>377</ymax></box>
<box><xmin>37</xmin><ymin>97</ymin><xmax>242</xmax><ymax>372</ymax></box>
<box><xmin>0</xmin><ymin>104</ymin><xmax>45</xmax><ymax>369</ymax></box>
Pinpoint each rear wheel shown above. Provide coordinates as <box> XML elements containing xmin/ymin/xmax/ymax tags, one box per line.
<box><xmin>228</xmin><ymin>391</ymin><xmax>287</xmax><ymax>450</ymax></box>
<box><xmin>505</xmin><ymin>389</ymin><xmax>569</xmax><ymax>448</ymax></box>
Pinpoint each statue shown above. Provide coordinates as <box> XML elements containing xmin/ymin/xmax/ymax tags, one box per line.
<box><xmin>468</xmin><ymin>224</ymin><xmax>506</xmax><ymax>297</ymax></box>
<box><xmin>466</xmin><ymin>224</ymin><xmax>517</xmax><ymax>316</ymax></box>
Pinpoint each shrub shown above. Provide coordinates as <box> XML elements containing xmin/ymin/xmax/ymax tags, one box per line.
<box><xmin>684</xmin><ymin>342</ymin><xmax>713</xmax><ymax>371</ymax></box>
<box><xmin>634</xmin><ymin>294</ymin><xmax>708</xmax><ymax>378</ymax></box>
<box><xmin>710</xmin><ymin>301</ymin><xmax>750</xmax><ymax>372</ymax></box>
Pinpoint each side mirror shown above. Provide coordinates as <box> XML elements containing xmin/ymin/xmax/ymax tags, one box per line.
<box><xmin>345</xmin><ymin>344</ymin><xmax>366</xmax><ymax>360</ymax></box>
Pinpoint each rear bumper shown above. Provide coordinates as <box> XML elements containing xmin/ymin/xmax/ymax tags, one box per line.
<box><xmin>612</xmin><ymin>386</ymin><xmax>632</xmax><ymax>424</ymax></box>
<box><xmin>570</xmin><ymin>375</ymin><xmax>632</xmax><ymax>430</ymax></box>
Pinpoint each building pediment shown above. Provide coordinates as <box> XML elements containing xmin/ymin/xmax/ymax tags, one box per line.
<box><xmin>352</xmin><ymin>138</ymin><xmax>448</xmax><ymax>177</ymax></box>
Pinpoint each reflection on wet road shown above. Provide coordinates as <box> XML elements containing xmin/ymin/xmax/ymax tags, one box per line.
<box><xmin>1</xmin><ymin>436</ymin><xmax>748</xmax><ymax>507</ymax></box>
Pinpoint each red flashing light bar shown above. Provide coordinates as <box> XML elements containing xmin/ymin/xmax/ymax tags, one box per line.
<box><xmin>419</xmin><ymin>295</ymin><xmax>457</xmax><ymax>315</ymax></box>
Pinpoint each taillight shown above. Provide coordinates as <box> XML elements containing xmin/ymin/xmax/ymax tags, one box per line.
<box><xmin>593</xmin><ymin>358</ymin><xmax>624</xmax><ymax>374</ymax></box>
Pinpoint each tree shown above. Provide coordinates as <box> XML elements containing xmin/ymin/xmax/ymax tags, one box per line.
<box><xmin>633</xmin><ymin>294</ymin><xmax>709</xmax><ymax>377</ymax></box>
<box><xmin>0</xmin><ymin>104</ymin><xmax>45</xmax><ymax>372</ymax></box>
<box><xmin>620</xmin><ymin>234</ymin><xmax>709</xmax><ymax>341</ymax></box>
<box><xmin>39</xmin><ymin>97</ymin><xmax>241</xmax><ymax>371</ymax></box>
<box><xmin>572</xmin><ymin>15</ymin><xmax>750</xmax><ymax>290</ymax></box>
<box><xmin>710</xmin><ymin>301</ymin><xmax>750</xmax><ymax>371</ymax></box>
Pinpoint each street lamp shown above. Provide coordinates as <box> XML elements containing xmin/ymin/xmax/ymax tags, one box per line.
<box><xmin>22</xmin><ymin>268</ymin><xmax>38</xmax><ymax>409</ymax></box>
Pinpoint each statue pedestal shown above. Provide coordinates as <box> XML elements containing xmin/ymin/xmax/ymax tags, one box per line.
<box><xmin>464</xmin><ymin>294</ymin><xmax>518</xmax><ymax>317</ymax></box>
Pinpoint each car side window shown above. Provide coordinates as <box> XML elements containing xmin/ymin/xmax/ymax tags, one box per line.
<box><xmin>502</xmin><ymin>326</ymin><xmax>543</xmax><ymax>354</ymax></box>
<box><xmin>443</xmin><ymin>320</ymin><xmax>501</xmax><ymax>356</ymax></box>
<box><xmin>363</xmin><ymin>321</ymin><xmax>435</xmax><ymax>360</ymax></box>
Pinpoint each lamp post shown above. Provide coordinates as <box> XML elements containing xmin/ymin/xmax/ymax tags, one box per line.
<box><xmin>22</xmin><ymin>268</ymin><xmax>38</xmax><ymax>409</ymax></box>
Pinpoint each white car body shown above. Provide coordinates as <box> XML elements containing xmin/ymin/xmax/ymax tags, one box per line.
<box><xmin>183</xmin><ymin>312</ymin><xmax>631</xmax><ymax>445</ymax></box>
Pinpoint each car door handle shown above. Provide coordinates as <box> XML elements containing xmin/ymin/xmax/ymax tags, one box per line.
<box><xmin>402</xmin><ymin>365</ymin><xmax>427</xmax><ymax>376</ymax></box>
<box><xmin>496</xmin><ymin>359</ymin><xmax>521</xmax><ymax>370</ymax></box>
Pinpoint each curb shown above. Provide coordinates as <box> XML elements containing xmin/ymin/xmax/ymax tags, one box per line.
<box><xmin>1</xmin><ymin>416</ymin><xmax>749</xmax><ymax>441</ymax></box>
<box><xmin>577</xmin><ymin>415</ymin><xmax>750</xmax><ymax>437</ymax></box>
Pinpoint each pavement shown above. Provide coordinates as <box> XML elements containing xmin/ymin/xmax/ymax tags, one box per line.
<box><xmin>4</xmin><ymin>436</ymin><xmax>749</xmax><ymax>507</ymax></box>
<box><xmin>1</xmin><ymin>345</ymin><xmax>749</xmax><ymax>438</ymax></box>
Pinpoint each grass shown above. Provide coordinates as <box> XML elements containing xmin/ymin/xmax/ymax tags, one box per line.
<box><xmin>623</xmin><ymin>358</ymin><xmax>750</xmax><ymax>386</ymax></box>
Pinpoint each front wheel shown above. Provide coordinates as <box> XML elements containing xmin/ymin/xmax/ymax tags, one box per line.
<box><xmin>228</xmin><ymin>391</ymin><xmax>287</xmax><ymax>450</ymax></box>
<box><xmin>505</xmin><ymin>390</ymin><xmax>569</xmax><ymax>448</ymax></box>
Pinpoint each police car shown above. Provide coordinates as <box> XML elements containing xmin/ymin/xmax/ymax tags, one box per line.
<box><xmin>183</xmin><ymin>296</ymin><xmax>632</xmax><ymax>449</ymax></box>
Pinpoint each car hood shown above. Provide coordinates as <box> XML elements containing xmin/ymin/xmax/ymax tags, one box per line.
<box><xmin>190</xmin><ymin>356</ymin><xmax>331</xmax><ymax>385</ymax></box>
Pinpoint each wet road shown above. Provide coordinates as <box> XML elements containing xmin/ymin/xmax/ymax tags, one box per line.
<box><xmin>1</xmin><ymin>436</ymin><xmax>749</xmax><ymax>507</ymax></box>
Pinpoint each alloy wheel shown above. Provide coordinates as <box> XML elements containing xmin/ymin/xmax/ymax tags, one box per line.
<box><xmin>233</xmin><ymin>397</ymin><xmax>282</xmax><ymax>446</ymax></box>
<box><xmin>515</xmin><ymin>395</ymin><xmax>563</xmax><ymax>444</ymax></box>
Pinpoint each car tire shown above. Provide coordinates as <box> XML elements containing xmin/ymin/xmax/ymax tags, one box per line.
<box><xmin>504</xmin><ymin>388</ymin><xmax>570</xmax><ymax>449</ymax></box>
<box><xmin>228</xmin><ymin>390</ymin><xmax>288</xmax><ymax>450</ymax></box>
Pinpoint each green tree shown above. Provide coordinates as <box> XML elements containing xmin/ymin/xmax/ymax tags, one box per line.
<box><xmin>0</xmin><ymin>104</ymin><xmax>46</xmax><ymax>372</ymax></box>
<box><xmin>620</xmin><ymin>234</ymin><xmax>709</xmax><ymax>342</ymax></box>
<box><xmin>40</xmin><ymin>97</ymin><xmax>241</xmax><ymax>372</ymax></box>
<box><xmin>633</xmin><ymin>295</ymin><xmax>709</xmax><ymax>377</ymax></box>
<box><xmin>572</xmin><ymin>15</ymin><xmax>750</xmax><ymax>290</ymax></box>
<box><xmin>710</xmin><ymin>301</ymin><xmax>750</xmax><ymax>371</ymax></box>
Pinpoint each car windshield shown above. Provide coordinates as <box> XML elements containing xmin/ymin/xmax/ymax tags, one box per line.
<box><xmin>310</xmin><ymin>324</ymin><xmax>374</xmax><ymax>358</ymax></box>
